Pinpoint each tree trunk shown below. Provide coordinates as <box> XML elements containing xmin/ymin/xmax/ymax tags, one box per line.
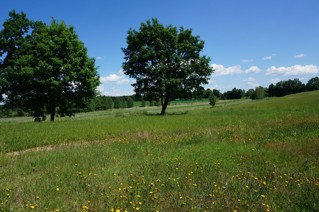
<box><xmin>160</xmin><ymin>100</ymin><xmax>168</xmax><ymax>115</ymax></box>
<box><xmin>50</xmin><ymin>109</ymin><xmax>55</xmax><ymax>122</ymax></box>
<box><xmin>50</xmin><ymin>96</ymin><xmax>56</xmax><ymax>122</ymax></box>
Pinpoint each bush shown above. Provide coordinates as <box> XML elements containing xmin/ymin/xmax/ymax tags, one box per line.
<box><xmin>209</xmin><ymin>94</ymin><xmax>217</xmax><ymax>107</ymax></box>
<box><xmin>255</xmin><ymin>87</ymin><xmax>265</xmax><ymax>99</ymax></box>
<box><xmin>126</xmin><ymin>97</ymin><xmax>134</xmax><ymax>108</ymax></box>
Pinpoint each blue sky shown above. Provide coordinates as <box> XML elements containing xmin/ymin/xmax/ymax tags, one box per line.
<box><xmin>1</xmin><ymin>0</ymin><xmax>319</xmax><ymax>95</ymax></box>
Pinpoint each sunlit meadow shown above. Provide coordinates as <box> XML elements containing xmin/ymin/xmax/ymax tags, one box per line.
<box><xmin>0</xmin><ymin>91</ymin><xmax>318</xmax><ymax>211</ymax></box>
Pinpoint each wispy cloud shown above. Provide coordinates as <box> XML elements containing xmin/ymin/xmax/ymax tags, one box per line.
<box><xmin>263</xmin><ymin>56</ymin><xmax>272</xmax><ymax>60</ymax></box>
<box><xmin>262</xmin><ymin>53</ymin><xmax>276</xmax><ymax>60</ymax></box>
<box><xmin>207</xmin><ymin>78</ymin><xmax>216</xmax><ymax>85</ymax></box>
<box><xmin>243</xmin><ymin>77</ymin><xmax>259</xmax><ymax>88</ymax></box>
<box><xmin>211</xmin><ymin>64</ymin><xmax>260</xmax><ymax>76</ymax></box>
<box><xmin>242</xmin><ymin>59</ymin><xmax>253</xmax><ymax>63</ymax></box>
<box><xmin>97</xmin><ymin>85</ymin><xmax>106</xmax><ymax>94</ymax></box>
<box><xmin>294</xmin><ymin>54</ymin><xmax>306</xmax><ymax>59</ymax></box>
<box><xmin>95</xmin><ymin>56</ymin><xmax>104</xmax><ymax>60</ymax></box>
<box><xmin>266</xmin><ymin>64</ymin><xmax>318</xmax><ymax>76</ymax></box>
<box><xmin>117</xmin><ymin>78</ymin><xmax>130</xmax><ymax>85</ymax></box>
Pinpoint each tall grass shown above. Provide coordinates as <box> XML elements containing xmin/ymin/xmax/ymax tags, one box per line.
<box><xmin>0</xmin><ymin>91</ymin><xmax>318</xmax><ymax>211</ymax></box>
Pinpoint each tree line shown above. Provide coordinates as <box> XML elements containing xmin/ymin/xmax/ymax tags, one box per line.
<box><xmin>0</xmin><ymin>95</ymin><xmax>161</xmax><ymax>118</ymax></box>
<box><xmin>210</xmin><ymin>77</ymin><xmax>319</xmax><ymax>100</ymax></box>
<box><xmin>87</xmin><ymin>96</ymin><xmax>135</xmax><ymax>111</ymax></box>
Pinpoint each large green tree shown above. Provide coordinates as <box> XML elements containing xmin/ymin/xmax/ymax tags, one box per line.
<box><xmin>0</xmin><ymin>11</ymin><xmax>99</xmax><ymax>121</ymax></box>
<box><xmin>0</xmin><ymin>11</ymin><xmax>31</xmax><ymax>103</ymax></box>
<box><xmin>122</xmin><ymin>19</ymin><xmax>213</xmax><ymax>115</ymax></box>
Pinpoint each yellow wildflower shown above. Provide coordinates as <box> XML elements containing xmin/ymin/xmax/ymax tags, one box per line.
<box><xmin>82</xmin><ymin>205</ymin><xmax>89</xmax><ymax>210</ymax></box>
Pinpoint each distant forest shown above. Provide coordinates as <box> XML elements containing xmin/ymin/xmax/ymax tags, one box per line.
<box><xmin>1</xmin><ymin>77</ymin><xmax>318</xmax><ymax>118</ymax></box>
<box><xmin>219</xmin><ymin>77</ymin><xmax>319</xmax><ymax>100</ymax></box>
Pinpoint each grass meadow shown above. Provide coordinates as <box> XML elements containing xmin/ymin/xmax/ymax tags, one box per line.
<box><xmin>0</xmin><ymin>91</ymin><xmax>318</xmax><ymax>211</ymax></box>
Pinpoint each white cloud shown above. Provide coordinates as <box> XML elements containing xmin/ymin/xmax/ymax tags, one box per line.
<box><xmin>100</xmin><ymin>71</ymin><xmax>130</xmax><ymax>85</ymax></box>
<box><xmin>208</xmin><ymin>79</ymin><xmax>215</xmax><ymax>84</ymax></box>
<box><xmin>100</xmin><ymin>74</ymin><xmax>123</xmax><ymax>82</ymax></box>
<box><xmin>266</xmin><ymin>65</ymin><xmax>319</xmax><ymax>76</ymax></box>
<box><xmin>97</xmin><ymin>85</ymin><xmax>107</xmax><ymax>95</ymax></box>
<box><xmin>243</xmin><ymin>77</ymin><xmax>259</xmax><ymax>88</ymax></box>
<box><xmin>263</xmin><ymin>56</ymin><xmax>272</xmax><ymax>60</ymax></box>
<box><xmin>245</xmin><ymin>77</ymin><xmax>255</xmax><ymax>81</ymax></box>
<box><xmin>106</xmin><ymin>88</ymin><xmax>134</xmax><ymax>96</ymax></box>
<box><xmin>294</xmin><ymin>54</ymin><xmax>306</xmax><ymax>59</ymax></box>
<box><xmin>212</xmin><ymin>64</ymin><xmax>242</xmax><ymax>76</ymax></box>
<box><xmin>98</xmin><ymin>71</ymin><xmax>132</xmax><ymax>96</ymax></box>
<box><xmin>96</xmin><ymin>56</ymin><xmax>104</xmax><ymax>60</ymax></box>
<box><xmin>245</xmin><ymin>66</ymin><xmax>261</xmax><ymax>74</ymax></box>
<box><xmin>117</xmin><ymin>78</ymin><xmax>130</xmax><ymax>85</ymax></box>
<box><xmin>262</xmin><ymin>53</ymin><xmax>276</xmax><ymax>60</ymax></box>
<box><xmin>212</xmin><ymin>64</ymin><xmax>261</xmax><ymax>76</ymax></box>
<box><xmin>98</xmin><ymin>86</ymin><xmax>132</xmax><ymax>96</ymax></box>
<box><xmin>242</xmin><ymin>59</ymin><xmax>253</xmax><ymax>63</ymax></box>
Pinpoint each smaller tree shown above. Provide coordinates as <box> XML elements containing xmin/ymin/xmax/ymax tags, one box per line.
<box><xmin>203</xmin><ymin>88</ymin><xmax>213</xmax><ymax>98</ymax></box>
<box><xmin>212</xmin><ymin>89</ymin><xmax>221</xmax><ymax>98</ymax></box>
<box><xmin>126</xmin><ymin>96</ymin><xmax>134</xmax><ymax>108</ymax></box>
<box><xmin>246</xmin><ymin>89</ymin><xmax>255</xmax><ymax>99</ymax></box>
<box><xmin>255</xmin><ymin>86</ymin><xmax>265</xmax><ymax>100</ymax></box>
<box><xmin>209</xmin><ymin>94</ymin><xmax>217</xmax><ymax>107</ymax></box>
<box><xmin>222</xmin><ymin>88</ymin><xmax>245</xmax><ymax>99</ymax></box>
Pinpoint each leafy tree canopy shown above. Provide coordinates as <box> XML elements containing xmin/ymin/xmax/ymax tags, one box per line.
<box><xmin>0</xmin><ymin>11</ymin><xmax>100</xmax><ymax>121</ymax></box>
<box><xmin>306</xmin><ymin>77</ymin><xmax>319</xmax><ymax>91</ymax></box>
<box><xmin>268</xmin><ymin>78</ymin><xmax>305</xmax><ymax>97</ymax></box>
<box><xmin>209</xmin><ymin>93</ymin><xmax>217</xmax><ymax>107</ymax></box>
<box><xmin>222</xmin><ymin>88</ymin><xmax>245</xmax><ymax>100</ymax></box>
<box><xmin>122</xmin><ymin>19</ymin><xmax>213</xmax><ymax>115</ymax></box>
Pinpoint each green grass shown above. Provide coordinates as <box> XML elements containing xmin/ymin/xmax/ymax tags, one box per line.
<box><xmin>0</xmin><ymin>91</ymin><xmax>318</xmax><ymax>211</ymax></box>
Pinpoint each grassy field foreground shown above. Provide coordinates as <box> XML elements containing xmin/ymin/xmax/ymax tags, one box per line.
<box><xmin>0</xmin><ymin>91</ymin><xmax>319</xmax><ymax>211</ymax></box>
